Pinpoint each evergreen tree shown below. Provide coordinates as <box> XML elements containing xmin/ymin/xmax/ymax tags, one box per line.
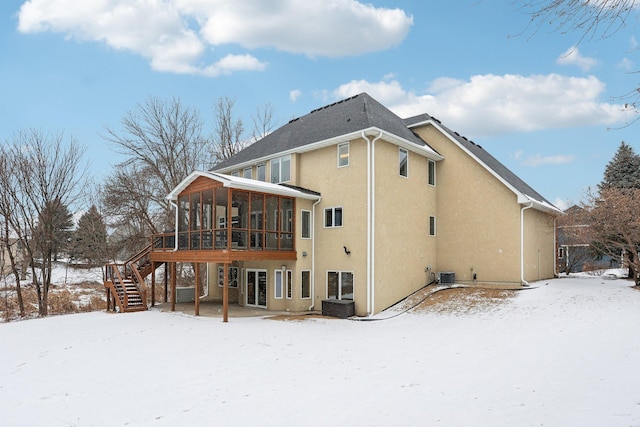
<box><xmin>72</xmin><ymin>205</ymin><xmax>108</xmax><ymax>267</ymax></box>
<box><xmin>34</xmin><ymin>198</ymin><xmax>74</xmax><ymax>261</ymax></box>
<box><xmin>599</xmin><ymin>142</ymin><xmax>640</xmax><ymax>190</ymax></box>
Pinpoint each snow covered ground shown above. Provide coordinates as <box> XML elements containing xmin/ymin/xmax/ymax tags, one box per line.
<box><xmin>1</xmin><ymin>276</ymin><xmax>639</xmax><ymax>426</ymax></box>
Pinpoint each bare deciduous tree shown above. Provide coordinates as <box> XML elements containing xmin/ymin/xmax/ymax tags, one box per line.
<box><xmin>518</xmin><ymin>0</ymin><xmax>640</xmax><ymax>111</ymax></box>
<box><xmin>211</xmin><ymin>96</ymin><xmax>246</xmax><ymax>163</ymax></box>
<box><xmin>0</xmin><ymin>130</ymin><xmax>86</xmax><ymax>316</ymax></box>
<box><xmin>102</xmin><ymin>96</ymin><xmax>210</xmax><ymax>256</ymax></box>
<box><xmin>581</xmin><ymin>187</ymin><xmax>640</xmax><ymax>285</ymax></box>
<box><xmin>251</xmin><ymin>102</ymin><xmax>277</xmax><ymax>142</ymax></box>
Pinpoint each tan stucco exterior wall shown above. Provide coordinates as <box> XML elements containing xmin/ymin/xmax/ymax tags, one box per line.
<box><xmin>371</xmin><ymin>141</ymin><xmax>437</xmax><ymax>313</ymax></box>
<box><xmin>523</xmin><ymin>207</ymin><xmax>556</xmax><ymax>282</ymax></box>
<box><xmin>413</xmin><ymin>124</ymin><xmax>555</xmax><ymax>285</ymax></box>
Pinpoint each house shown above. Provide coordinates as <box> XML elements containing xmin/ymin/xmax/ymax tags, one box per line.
<box><xmin>105</xmin><ymin>93</ymin><xmax>561</xmax><ymax>318</ymax></box>
<box><xmin>557</xmin><ymin>205</ymin><xmax>621</xmax><ymax>273</ymax></box>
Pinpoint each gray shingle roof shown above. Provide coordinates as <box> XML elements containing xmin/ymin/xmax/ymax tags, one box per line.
<box><xmin>404</xmin><ymin>113</ymin><xmax>556</xmax><ymax>208</ymax></box>
<box><xmin>213</xmin><ymin>93</ymin><xmax>435</xmax><ymax>171</ymax></box>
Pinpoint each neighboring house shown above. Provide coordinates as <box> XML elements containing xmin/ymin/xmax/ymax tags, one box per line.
<box><xmin>0</xmin><ymin>237</ymin><xmax>25</xmax><ymax>278</ymax></box>
<box><xmin>557</xmin><ymin>205</ymin><xmax>621</xmax><ymax>273</ymax></box>
<box><xmin>133</xmin><ymin>93</ymin><xmax>559</xmax><ymax>317</ymax></box>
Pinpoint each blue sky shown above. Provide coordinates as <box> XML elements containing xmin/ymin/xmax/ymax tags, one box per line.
<box><xmin>1</xmin><ymin>0</ymin><xmax>639</xmax><ymax>209</ymax></box>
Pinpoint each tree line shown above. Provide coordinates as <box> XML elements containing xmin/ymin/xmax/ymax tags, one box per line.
<box><xmin>0</xmin><ymin>96</ymin><xmax>275</xmax><ymax>317</ymax></box>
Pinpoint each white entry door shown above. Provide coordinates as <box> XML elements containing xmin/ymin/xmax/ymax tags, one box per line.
<box><xmin>246</xmin><ymin>269</ymin><xmax>267</xmax><ymax>308</ymax></box>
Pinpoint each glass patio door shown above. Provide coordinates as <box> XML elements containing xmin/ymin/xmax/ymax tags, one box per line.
<box><xmin>246</xmin><ymin>269</ymin><xmax>267</xmax><ymax>308</ymax></box>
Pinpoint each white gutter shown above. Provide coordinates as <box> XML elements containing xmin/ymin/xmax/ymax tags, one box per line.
<box><xmin>520</xmin><ymin>202</ymin><xmax>534</xmax><ymax>286</ymax></box>
<box><xmin>309</xmin><ymin>196</ymin><xmax>322</xmax><ymax>311</ymax></box>
<box><xmin>365</xmin><ymin>130</ymin><xmax>383</xmax><ymax>316</ymax></box>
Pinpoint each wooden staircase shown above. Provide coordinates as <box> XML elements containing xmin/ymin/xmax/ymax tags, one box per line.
<box><xmin>104</xmin><ymin>244</ymin><xmax>164</xmax><ymax>313</ymax></box>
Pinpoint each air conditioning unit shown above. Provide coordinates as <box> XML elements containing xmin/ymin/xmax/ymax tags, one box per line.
<box><xmin>438</xmin><ymin>272</ymin><xmax>455</xmax><ymax>284</ymax></box>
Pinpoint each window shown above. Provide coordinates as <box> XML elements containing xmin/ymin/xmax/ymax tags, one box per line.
<box><xmin>338</xmin><ymin>142</ymin><xmax>349</xmax><ymax>167</ymax></box>
<box><xmin>428</xmin><ymin>159</ymin><xmax>436</xmax><ymax>186</ymax></box>
<box><xmin>301</xmin><ymin>271</ymin><xmax>311</xmax><ymax>299</ymax></box>
<box><xmin>270</xmin><ymin>155</ymin><xmax>291</xmax><ymax>183</ymax></box>
<box><xmin>286</xmin><ymin>270</ymin><xmax>293</xmax><ymax>299</ymax></box>
<box><xmin>243</xmin><ymin>167</ymin><xmax>252</xmax><ymax>179</ymax></box>
<box><xmin>231</xmin><ymin>170</ymin><xmax>239</xmax><ymax>177</ymax></box>
<box><xmin>257</xmin><ymin>164</ymin><xmax>266</xmax><ymax>181</ymax></box>
<box><xmin>218</xmin><ymin>266</ymin><xmax>239</xmax><ymax>288</ymax></box>
<box><xmin>399</xmin><ymin>148</ymin><xmax>408</xmax><ymax>177</ymax></box>
<box><xmin>275</xmin><ymin>270</ymin><xmax>284</xmax><ymax>299</ymax></box>
<box><xmin>301</xmin><ymin>210</ymin><xmax>311</xmax><ymax>239</ymax></box>
<box><xmin>325</xmin><ymin>207</ymin><xmax>343</xmax><ymax>228</ymax></box>
<box><xmin>327</xmin><ymin>271</ymin><xmax>353</xmax><ymax>300</ymax></box>
<box><xmin>429</xmin><ymin>216</ymin><xmax>436</xmax><ymax>237</ymax></box>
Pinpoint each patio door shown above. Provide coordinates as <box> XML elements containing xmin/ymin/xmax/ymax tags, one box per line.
<box><xmin>246</xmin><ymin>269</ymin><xmax>267</xmax><ymax>308</ymax></box>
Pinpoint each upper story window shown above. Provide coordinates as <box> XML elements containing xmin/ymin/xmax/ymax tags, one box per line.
<box><xmin>428</xmin><ymin>159</ymin><xmax>436</xmax><ymax>186</ymax></box>
<box><xmin>257</xmin><ymin>164</ymin><xmax>266</xmax><ymax>181</ymax></box>
<box><xmin>429</xmin><ymin>216</ymin><xmax>436</xmax><ymax>237</ymax></box>
<box><xmin>399</xmin><ymin>148</ymin><xmax>408</xmax><ymax>177</ymax></box>
<box><xmin>325</xmin><ymin>207</ymin><xmax>343</xmax><ymax>228</ymax></box>
<box><xmin>231</xmin><ymin>170</ymin><xmax>239</xmax><ymax>177</ymax></box>
<box><xmin>243</xmin><ymin>167</ymin><xmax>252</xmax><ymax>179</ymax></box>
<box><xmin>301</xmin><ymin>210</ymin><xmax>311</xmax><ymax>239</ymax></box>
<box><xmin>338</xmin><ymin>142</ymin><xmax>349</xmax><ymax>167</ymax></box>
<box><xmin>271</xmin><ymin>155</ymin><xmax>291</xmax><ymax>184</ymax></box>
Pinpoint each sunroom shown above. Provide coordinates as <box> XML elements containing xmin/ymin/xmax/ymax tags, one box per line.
<box><xmin>147</xmin><ymin>171</ymin><xmax>321</xmax><ymax>320</ymax></box>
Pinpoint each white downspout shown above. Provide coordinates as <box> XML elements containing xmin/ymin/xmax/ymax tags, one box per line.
<box><xmin>170</xmin><ymin>201</ymin><xmax>179</xmax><ymax>251</ymax></box>
<box><xmin>367</xmin><ymin>131</ymin><xmax>382</xmax><ymax>316</ymax></box>
<box><xmin>520</xmin><ymin>202</ymin><xmax>534</xmax><ymax>286</ymax></box>
<box><xmin>553</xmin><ymin>217</ymin><xmax>558</xmax><ymax>277</ymax></box>
<box><xmin>309</xmin><ymin>197</ymin><xmax>322</xmax><ymax>311</ymax></box>
<box><xmin>364</xmin><ymin>131</ymin><xmax>371</xmax><ymax>315</ymax></box>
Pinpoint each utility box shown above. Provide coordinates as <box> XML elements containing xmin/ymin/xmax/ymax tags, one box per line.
<box><xmin>322</xmin><ymin>299</ymin><xmax>355</xmax><ymax>319</ymax></box>
<box><xmin>438</xmin><ymin>272</ymin><xmax>455</xmax><ymax>285</ymax></box>
<box><xmin>176</xmin><ymin>287</ymin><xmax>195</xmax><ymax>303</ymax></box>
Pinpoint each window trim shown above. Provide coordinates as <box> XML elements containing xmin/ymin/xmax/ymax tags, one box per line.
<box><xmin>217</xmin><ymin>266</ymin><xmax>239</xmax><ymax>288</ymax></box>
<box><xmin>257</xmin><ymin>163</ymin><xmax>266</xmax><ymax>181</ymax></box>
<box><xmin>399</xmin><ymin>147</ymin><xmax>408</xmax><ymax>178</ymax></box>
<box><xmin>270</xmin><ymin>154</ymin><xmax>291</xmax><ymax>184</ymax></box>
<box><xmin>301</xmin><ymin>210</ymin><xmax>311</xmax><ymax>239</ymax></box>
<box><xmin>429</xmin><ymin>215</ymin><xmax>436</xmax><ymax>237</ymax></box>
<box><xmin>286</xmin><ymin>270</ymin><xmax>293</xmax><ymax>299</ymax></box>
<box><xmin>274</xmin><ymin>270</ymin><xmax>284</xmax><ymax>299</ymax></box>
<box><xmin>324</xmin><ymin>206</ymin><xmax>343</xmax><ymax>228</ymax></box>
<box><xmin>428</xmin><ymin>159</ymin><xmax>436</xmax><ymax>186</ymax></box>
<box><xmin>326</xmin><ymin>270</ymin><xmax>354</xmax><ymax>301</ymax></box>
<box><xmin>301</xmin><ymin>270</ymin><xmax>311</xmax><ymax>299</ymax></box>
<box><xmin>338</xmin><ymin>142</ymin><xmax>349</xmax><ymax>168</ymax></box>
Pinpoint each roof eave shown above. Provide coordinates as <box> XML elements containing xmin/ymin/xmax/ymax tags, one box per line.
<box><xmin>166</xmin><ymin>171</ymin><xmax>321</xmax><ymax>201</ymax></box>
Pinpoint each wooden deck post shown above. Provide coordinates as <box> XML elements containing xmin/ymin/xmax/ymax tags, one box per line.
<box><xmin>151</xmin><ymin>262</ymin><xmax>156</xmax><ymax>307</ymax></box>
<box><xmin>171</xmin><ymin>262</ymin><xmax>176</xmax><ymax>312</ymax></box>
<box><xmin>164</xmin><ymin>262</ymin><xmax>168</xmax><ymax>303</ymax></box>
<box><xmin>223</xmin><ymin>263</ymin><xmax>229</xmax><ymax>322</ymax></box>
<box><xmin>194</xmin><ymin>262</ymin><xmax>200</xmax><ymax>316</ymax></box>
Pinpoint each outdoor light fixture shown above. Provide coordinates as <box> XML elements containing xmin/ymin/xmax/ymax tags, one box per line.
<box><xmin>281</xmin><ymin>265</ymin><xmax>286</xmax><ymax>271</ymax></box>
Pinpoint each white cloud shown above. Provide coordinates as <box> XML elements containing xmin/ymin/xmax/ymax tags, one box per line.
<box><xmin>554</xmin><ymin>198</ymin><xmax>570</xmax><ymax>211</ymax></box>
<box><xmin>289</xmin><ymin>89</ymin><xmax>302</xmax><ymax>102</ymax></box>
<box><xmin>519</xmin><ymin>153</ymin><xmax>576</xmax><ymax>167</ymax></box>
<box><xmin>17</xmin><ymin>0</ymin><xmax>412</xmax><ymax>76</ymax></box>
<box><xmin>331</xmin><ymin>74</ymin><xmax>634</xmax><ymax>137</ymax></box>
<box><xmin>557</xmin><ymin>46</ymin><xmax>598</xmax><ymax>71</ymax></box>
<box><xmin>618</xmin><ymin>57</ymin><xmax>634</xmax><ymax>71</ymax></box>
